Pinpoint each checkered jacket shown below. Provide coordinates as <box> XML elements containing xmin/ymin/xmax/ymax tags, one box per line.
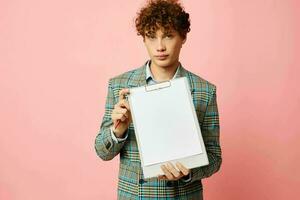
<box><xmin>95</xmin><ymin>62</ymin><xmax>222</xmax><ymax>199</ymax></box>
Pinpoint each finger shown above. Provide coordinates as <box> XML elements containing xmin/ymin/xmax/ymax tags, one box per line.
<box><xmin>111</xmin><ymin>113</ymin><xmax>122</xmax><ymax>122</ymax></box>
<box><xmin>175</xmin><ymin>162</ymin><xmax>190</xmax><ymax>176</ymax></box>
<box><xmin>112</xmin><ymin>113</ymin><xmax>127</xmax><ymax>122</ymax></box>
<box><xmin>113</xmin><ymin>108</ymin><xmax>128</xmax><ymax>115</ymax></box>
<box><xmin>161</xmin><ymin>165</ymin><xmax>174</xmax><ymax>180</ymax></box>
<box><xmin>120</xmin><ymin>115</ymin><xmax>127</xmax><ymax>122</ymax></box>
<box><xmin>112</xmin><ymin>108</ymin><xmax>128</xmax><ymax>118</ymax></box>
<box><xmin>114</xmin><ymin>100</ymin><xmax>126</xmax><ymax>109</ymax></box>
<box><xmin>120</xmin><ymin>100</ymin><xmax>130</xmax><ymax>111</ymax></box>
<box><xmin>118</xmin><ymin>89</ymin><xmax>130</xmax><ymax>101</ymax></box>
<box><xmin>115</xmin><ymin>100</ymin><xmax>130</xmax><ymax>111</ymax></box>
<box><xmin>166</xmin><ymin>162</ymin><xmax>181</xmax><ymax>178</ymax></box>
<box><xmin>123</xmin><ymin>112</ymin><xmax>129</xmax><ymax>119</ymax></box>
<box><xmin>113</xmin><ymin>107</ymin><xmax>130</xmax><ymax>121</ymax></box>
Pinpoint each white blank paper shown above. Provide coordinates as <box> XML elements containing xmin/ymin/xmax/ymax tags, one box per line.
<box><xmin>129</xmin><ymin>77</ymin><xmax>203</xmax><ymax>167</ymax></box>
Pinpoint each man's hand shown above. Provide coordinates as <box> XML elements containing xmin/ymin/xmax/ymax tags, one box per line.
<box><xmin>111</xmin><ymin>89</ymin><xmax>132</xmax><ymax>138</ymax></box>
<box><xmin>157</xmin><ymin>162</ymin><xmax>191</xmax><ymax>181</ymax></box>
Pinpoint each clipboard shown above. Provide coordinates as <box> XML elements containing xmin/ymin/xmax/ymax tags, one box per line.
<box><xmin>128</xmin><ymin>77</ymin><xmax>209</xmax><ymax>179</ymax></box>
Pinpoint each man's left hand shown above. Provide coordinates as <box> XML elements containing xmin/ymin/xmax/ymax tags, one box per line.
<box><xmin>157</xmin><ymin>162</ymin><xmax>191</xmax><ymax>181</ymax></box>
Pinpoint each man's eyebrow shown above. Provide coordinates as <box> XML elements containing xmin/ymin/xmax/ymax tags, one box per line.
<box><xmin>165</xmin><ymin>30</ymin><xmax>175</xmax><ymax>34</ymax></box>
<box><xmin>145</xmin><ymin>31</ymin><xmax>155</xmax><ymax>36</ymax></box>
<box><xmin>144</xmin><ymin>30</ymin><xmax>175</xmax><ymax>37</ymax></box>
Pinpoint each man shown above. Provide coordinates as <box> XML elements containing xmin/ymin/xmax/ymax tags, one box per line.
<box><xmin>95</xmin><ymin>0</ymin><xmax>222</xmax><ymax>199</ymax></box>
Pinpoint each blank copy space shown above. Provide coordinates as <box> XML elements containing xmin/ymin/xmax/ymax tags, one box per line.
<box><xmin>130</xmin><ymin>78</ymin><xmax>202</xmax><ymax>166</ymax></box>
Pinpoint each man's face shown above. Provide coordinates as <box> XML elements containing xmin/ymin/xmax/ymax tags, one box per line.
<box><xmin>143</xmin><ymin>28</ymin><xmax>186</xmax><ymax>70</ymax></box>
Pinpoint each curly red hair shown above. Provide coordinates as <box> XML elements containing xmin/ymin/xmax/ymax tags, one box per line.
<box><xmin>135</xmin><ymin>0</ymin><xmax>191</xmax><ymax>39</ymax></box>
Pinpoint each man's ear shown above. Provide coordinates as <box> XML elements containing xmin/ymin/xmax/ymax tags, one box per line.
<box><xmin>182</xmin><ymin>37</ymin><xmax>187</xmax><ymax>44</ymax></box>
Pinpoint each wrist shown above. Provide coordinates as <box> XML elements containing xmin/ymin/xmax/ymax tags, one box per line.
<box><xmin>112</xmin><ymin>125</ymin><xmax>125</xmax><ymax>138</ymax></box>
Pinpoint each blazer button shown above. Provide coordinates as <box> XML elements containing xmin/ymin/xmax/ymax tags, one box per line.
<box><xmin>139</xmin><ymin>179</ymin><xmax>145</xmax><ymax>184</ymax></box>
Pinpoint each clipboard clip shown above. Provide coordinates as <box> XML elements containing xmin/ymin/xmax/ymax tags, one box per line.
<box><xmin>144</xmin><ymin>81</ymin><xmax>171</xmax><ymax>92</ymax></box>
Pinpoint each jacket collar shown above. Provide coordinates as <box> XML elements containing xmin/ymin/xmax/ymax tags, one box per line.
<box><xmin>127</xmin><ymin>61</ymin><xmax>192</xmax><ymax>91</ymax></box>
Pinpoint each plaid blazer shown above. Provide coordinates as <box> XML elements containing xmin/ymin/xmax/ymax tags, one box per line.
<box><xmin>95</xmin><ymin>62</ymin><xmax>222</xmax><ymax>199</ymax></box>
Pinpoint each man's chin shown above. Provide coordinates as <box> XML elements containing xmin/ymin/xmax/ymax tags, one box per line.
<box><xmin>152</xmin><ymin>59</ymin><xmax>173</xmax><ymax>68</ymax></box>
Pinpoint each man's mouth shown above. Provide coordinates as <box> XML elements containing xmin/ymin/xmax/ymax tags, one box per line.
<box><xmin>155</xmin><ymin>55</ymin><xmax>169</xmax><ymax>60</ymax></box>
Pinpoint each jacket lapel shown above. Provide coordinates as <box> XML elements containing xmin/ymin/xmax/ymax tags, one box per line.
<box><xmin>175</xmin><ymin>64</ymin><xmax>194</xmax><ymax>93</ymax></box>
<box><xmin>128</xmin><ymin>63</ymin><xmax>147</xmax><ymax>87</ymax></box>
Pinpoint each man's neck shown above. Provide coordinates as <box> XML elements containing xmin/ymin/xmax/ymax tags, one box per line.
<box><xmin>149</xmin><ymin>60</ymin><xmax>179</xmax><ymax>82</ymax></box>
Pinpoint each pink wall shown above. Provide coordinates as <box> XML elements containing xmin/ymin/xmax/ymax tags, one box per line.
<box><xmin>1</xmin><ymin>0</ymin><xmax>299</xmax><ymax>199</ymax></box>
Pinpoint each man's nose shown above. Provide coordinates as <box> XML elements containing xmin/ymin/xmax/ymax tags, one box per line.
<box><xmin>157</xmin><ymin>39</ymin><xmax>166</xmax><ymax>51</ymax></box>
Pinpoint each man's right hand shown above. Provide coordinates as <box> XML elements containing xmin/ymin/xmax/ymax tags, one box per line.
<box><xmin>111</xmin><ymin>88</ymin><xmax>132</xmax><ymax>138</ymax></box>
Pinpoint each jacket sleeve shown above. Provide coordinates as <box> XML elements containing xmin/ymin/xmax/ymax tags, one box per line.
<box><xmin>181</xmin><ymin>85</ymin><xmax>222</xmax><ymax>184</ymax></box>
<box><xmin>94</xmin><ymin>79</ymin><xmax>127</xmax><ymax>161</ymax></box>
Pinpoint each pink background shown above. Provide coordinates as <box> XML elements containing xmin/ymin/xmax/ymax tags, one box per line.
<box><xmin>1</xmin><ymin>0</ymin><xmax>299</xmax><ymax>199</ymax></box>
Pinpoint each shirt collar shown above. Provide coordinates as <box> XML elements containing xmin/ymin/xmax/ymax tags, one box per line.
<box><xmin>145</xmin><ymin>60</ymin><xmax>180</xmax><ymax>83</ymax></box>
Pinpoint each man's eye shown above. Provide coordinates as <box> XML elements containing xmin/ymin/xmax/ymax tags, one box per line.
<box><xmin>165</xmin><ymin>34</ymin><xmax>173</xmax><ymax>39</ymax></box>
<box><xmin>146</xmin><ymin>34</ymin><xmax>155</xmax><ymax>39</ymax></box>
